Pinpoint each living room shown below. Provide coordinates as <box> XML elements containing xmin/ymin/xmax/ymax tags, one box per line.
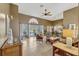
<box><xmin>0</xmin><ymin>3</ymin><xmax>79</xmax><ymax>56</ymax></box>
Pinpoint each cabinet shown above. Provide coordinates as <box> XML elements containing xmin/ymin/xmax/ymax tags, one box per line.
<box><xmin>0</xmin><ymin>43</ymin><xmax>22</xmax><ymax>56</ymax></box>
<box><xmin>0</xmin><ymin>36</ymin><xmax>22</xmax><ymax>56</ymax></box>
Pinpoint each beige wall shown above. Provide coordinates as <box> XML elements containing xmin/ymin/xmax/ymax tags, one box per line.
<box><xmin>52</xmin><ymin>19</ymin><xmax>63</xmax><ymax>26</ymax></box>
<box><xmin>0</xmin><ymin>3</ymin><xmax>9</xmax><ymax>14</ymax></box>
<box><xmin>63</xmin><ymin>6</ymin><xmax>79</xmax><ymax>25</ymax></box>
<box><xmin>19</xmin><ymin>14</ymin><xmax>53</xmax><ymax>27</ymax></box>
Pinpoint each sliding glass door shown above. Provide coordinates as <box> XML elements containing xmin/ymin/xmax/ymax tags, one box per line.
<box><xmin>29</xmin><ymin>24</ymin><xmax>44</xmax><ymax>37</ymax></box>
<box><xmin>20</xmin><ymin>24</ymin><xmax>29</xmax><ymax>40</ymax></box>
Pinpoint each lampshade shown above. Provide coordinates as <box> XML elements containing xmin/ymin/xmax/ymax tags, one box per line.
<box><xmin>63</xmin><ymin>29</ymin><xmax>73</xmax><ymax>37</ymax></box>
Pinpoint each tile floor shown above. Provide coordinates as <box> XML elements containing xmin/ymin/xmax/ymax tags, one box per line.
<box><xmin>22</xmin><ymin>37</ymin><xmax>52</xmax><ymax>56</ymax></box>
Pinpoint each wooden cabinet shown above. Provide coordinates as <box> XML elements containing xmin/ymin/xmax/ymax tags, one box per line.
<box><xmin>0</xmin><ymin>43</ymin><xmax>22</xmax><ymax>56</ymax></box>
<box><xmin>0</xmin><ymin>49</ymin><xmax>2</xmax><ymax>56</ymax></box>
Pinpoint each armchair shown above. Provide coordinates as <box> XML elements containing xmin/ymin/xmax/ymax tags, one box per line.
<box><xmin>36</xmin><ymin>34</ymin><xmax>43</xmax><ymax>42</ymax></box>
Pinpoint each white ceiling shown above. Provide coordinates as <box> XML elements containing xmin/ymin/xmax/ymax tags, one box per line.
<box><xmin>15</xmin><ymin>3</ymin><xmax>78</xmax><ymax>21</ymax></box>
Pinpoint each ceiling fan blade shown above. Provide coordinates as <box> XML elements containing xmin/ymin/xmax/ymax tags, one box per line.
<box><xmin>42</xmin><ymin>13</ymin><xmax>45</xmax><ymax>14</ymax></box>
<box><xmin>48</xmin><ymin>12</ymin><xmax>51</xmax><ymax>14</ymax></box>
<box><xmin>48</xmin><ymin>14</ymin><xmax>52</xmax><ymax>16</ymax></box>
<box><xmin>41</xmin><ymin>13</ymin><xmax>44</xmax><ymax>15</ymax></box>
<box><xmin>41</xmin><ymin>14</ymin><xmax>45</xmax><ymax>16</ymax></box>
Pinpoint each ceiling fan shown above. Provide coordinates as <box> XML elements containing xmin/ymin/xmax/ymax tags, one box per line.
<box><xmin>40</xmin><ymin>5</ymin><xmax>52</xmax><ymax>16</ymax></box>
<box><xmin>42</xmin><ymin>9</ymin><xmax>52</xmax><ymax>16</ymax></box>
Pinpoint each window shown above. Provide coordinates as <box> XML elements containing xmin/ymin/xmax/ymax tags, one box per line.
<box><xmin>28</xmin><ymin>18</ymin><xmax>38</xmax><ymax>24</ymax></box>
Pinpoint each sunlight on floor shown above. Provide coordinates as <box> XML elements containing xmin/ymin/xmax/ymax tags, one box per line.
<box><xmin>22</xmin><ymin>37</ymin><xmax>52</xmax><ymax>56</ymax></box>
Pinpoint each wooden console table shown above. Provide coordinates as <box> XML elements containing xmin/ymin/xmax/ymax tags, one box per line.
<box><xmin>0</xmin><ymin>36</ymin><xmax>22</xmax><ymax>56</ymax></box>
<box><xmin>0</xmin><ymin>43</ymin><xmax>22</xmax><ymax>56</ymax></box>
<box><xmin>53</xmin><ymin>42</ymin><xmax>78</xmax><ymax>56</ymax></box>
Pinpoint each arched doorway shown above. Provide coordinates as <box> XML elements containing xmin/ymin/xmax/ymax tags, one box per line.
<box><xmin>20</xmin><ymin>18</ymin><xmax>44</xmax><ymax>39</ymax></box>
<box><xmin>28</xmin><ymin>18</ymin><xmax>38</xmax><ymax>24</ymax></box>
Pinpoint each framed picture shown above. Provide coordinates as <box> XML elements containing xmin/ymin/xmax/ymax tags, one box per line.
<box><xmin>69</xmin><ymin>24</ymin><xmax>76</xmax><ymax>30</ymax></box>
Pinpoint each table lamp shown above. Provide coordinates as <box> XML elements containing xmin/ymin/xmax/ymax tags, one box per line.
<box><xmin>63</xmin><ymin>29</ymin><xmax>73</xmax><ymax>48</ymax></box>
